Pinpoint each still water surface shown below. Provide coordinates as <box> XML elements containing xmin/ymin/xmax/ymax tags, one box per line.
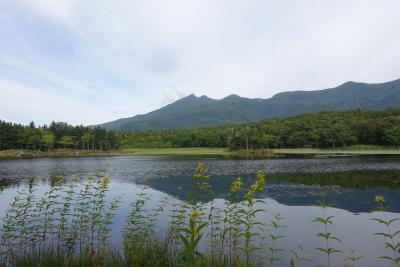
<box><xmin>0</xmin><ymin>155</ymin><xmax>400</xmax><ymax>266</ymax></box>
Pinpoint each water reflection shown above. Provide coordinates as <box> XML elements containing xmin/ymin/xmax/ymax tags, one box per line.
<box><xmin>1</xmin><ymin>156</ymin><xmax>400</xmax><ymax>213</ymax></box>
<box><xmin>0</xmin><ymin>156</ymin><xmax>399</xmax><ymax>266</ymax></box>
<box><xmin>142</xmin><ymin>171</ymin><xmax>400</xmax><ymax>213</ymax></box>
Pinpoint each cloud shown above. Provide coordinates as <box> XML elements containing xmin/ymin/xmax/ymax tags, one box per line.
<box><xmin>1</xmin><ymin>0</ymin><xmax>400</xmax><ymax>125</ymax></box>
<box><xmin>0</xmin><ymin>78</ymin><xmax>105</xmax><ymax>125</ymax></box>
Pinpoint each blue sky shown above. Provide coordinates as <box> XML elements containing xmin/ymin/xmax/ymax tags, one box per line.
<box><xmin>1</xmin><ymin>0</ymin><xmax>400</xmax><ymax>125</ymax></box>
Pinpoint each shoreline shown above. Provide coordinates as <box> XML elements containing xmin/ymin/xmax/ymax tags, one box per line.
<box><xmin>0</xmin><ymin>147</ymin><xmax>400</xmax><ymax>159</ymax></box>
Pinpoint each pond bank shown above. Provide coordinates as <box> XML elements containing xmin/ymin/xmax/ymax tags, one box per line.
<box><xmin>0</xmin><ymin>147</ymin><xmax>399</xmax><ymax>159</ymax></box>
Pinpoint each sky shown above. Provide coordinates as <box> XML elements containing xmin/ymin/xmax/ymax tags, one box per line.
<box><xmin>1</xmin><ymin>0</ymin><xmax>400</xmax><ymax>126</ymax></box>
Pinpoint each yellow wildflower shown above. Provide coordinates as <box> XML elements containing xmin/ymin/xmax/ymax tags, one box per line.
<box><xmin>248</xmin><ymin>171</ymin><xmax>267</xmax><ymax>194</ymax></box>
<box><xmin>230</xmin><ymin>177</ymin><xmax>243</xmax><ymax>193</ymax></box>
<box><xmin>189</xmin><ymin>210</ymin><xmax>201</xmax><ymax>220</ymax></box>
<box><xmin>193</xmin><ymin>163</ymin><xmax>209</xmax><ymax>179</ymax></box>
<box><xmin>374</xmin><ymin>195</ymin><xmax>385</xmax><ymax>204</ymax></box>
<box><xmin>256</xmin><ymin>171</ymin><xmax>266</xmax><ymax>186</ymax></box>
<box><xmin>101</xmin><ymin>176</ymin><xmax>110</xmax><ymax>189</ymax></box>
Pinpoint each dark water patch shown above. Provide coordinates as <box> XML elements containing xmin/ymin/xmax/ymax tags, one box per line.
<box><xmin>142</xmin><ymin>172</ymin><xmax>400</xmax><ymax>213</ymax></box>
<box><xmin>1</xmin><ymin>156</ymin><xmax>400</xmax><ymax>213</ymax></box>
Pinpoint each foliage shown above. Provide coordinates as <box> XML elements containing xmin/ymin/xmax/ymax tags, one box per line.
<box><xmin>0</xmin><ymin>169</ymin><xmax>120</xmax><ymax>267</ymax></box>
<box><xmin>98</xmin><ymin>79</ymin><xmax>400</xmax><ymax>131</ymax></box>
<box><xmin>371</xmin><ymin>195</ymin><xmax>400</xmax><ymax>266</ymax></box>
<box><xmin>1</xmin><ymin>164</ymin><xmax>399</xmax><ymax>267</ymax></box>
<box><xmin>2</xmin><ymin>108</ymin><xmax>400</xmax><ymax>152</ymax></box>
<box><xmin>115</xmin><ymin>108</ymin><xmax>400</xmax><ymax>150</ymax></box>
<box><xmin>0</xmin><ymin>120</ymin><xmax>118</xmax><ymax>151</ymax></box>
<box><xmin>313</xmin><ymin>190</ymin><xmax>343</xmax><ymax>267</ymax></box>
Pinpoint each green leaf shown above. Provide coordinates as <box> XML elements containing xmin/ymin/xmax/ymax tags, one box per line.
<box><xmin>370</xmin><ymin>218</ymin><xmax>389</xmax><ymax>225</ymax></box>
<box><xmin>379</xmin><ymin>256</ymin><xmax>396</xmax><ymax>262</ymax></box>
<box><xmin>388</xmin><ymin>218</ymin><xmax>400</xmax><ymax>225</ymax></box>
<box><xmin>374</xmin><ymin>232</ymin><xmax>393</xmax><ymax>239</ymax></box>
<box><xmin>177</xmin><ymin>233</ymin><xmax>191</xmax><ymax>250</ymax></box>
<box><xmin>392</xmin><ymin>230</ymin><xmax>400</xmax><ymax>237</ymax></box>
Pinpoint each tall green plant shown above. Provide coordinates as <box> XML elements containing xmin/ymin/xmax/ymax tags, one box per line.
<box><xmin>371</xmin><ymin>195</ymin><xmax>400</xmax><ymax>266</ymax></box>
<box><xmin>237</xmin><ymin>171</ymin><xmax>267</xmax><ymax>266</ymax></box>
<box><xmin>0</xmin><ymin>168</ymin><xmax>119</xmax><ymax>267</ymax></box>
<box><xmin>124</xmin><ymin>187</ymin><xmax>166</xmax><ymax>266</ymax></box>
<box><xmin>175</xmin><ymin>163</ymin><xmax>211</xmax><ymax>266</ymax></box>
<box><xmin>343</xmin><ymin>249</ymin><xmax>364</xmax><ymax>267</ymax></box>
<box><xmin>313</xmin><ymin>191</ymin><xmax>342</xmax><ymax>267</ymax></box>
<box><xmin>265</xmin><ymin>213</ymin><xmax>285</xmax><ymax>267</ymax></box>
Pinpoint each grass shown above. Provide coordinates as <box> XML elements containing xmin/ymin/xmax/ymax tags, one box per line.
<box><xmin>0</xmin><ymin>149</ymin><xmax>122</xmax><ymax>159</ymax></box>
<box><xmin>271</xmin><ymin>146</ymin><xmax>400</xmax><ymax>155</ymax></box>
<box><xmin>1</xmin><ymin>145</ymin><xmax>399</xmax><ymax>160</ymax></box>
<box><xmin>120</xmin><ymin>147</ymin><xmax>232</xmax><ymax>156</ymax></box>
<box><xmin>0</xmin><ymin>148</ymin><xmax>231</xmax><ymax>159</ymax></box>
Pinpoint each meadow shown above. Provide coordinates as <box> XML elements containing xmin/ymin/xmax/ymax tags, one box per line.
<box><xmin>1</xmin><ymin>145</ymin><xmax>400</xmax><ymax>160</ymax></box>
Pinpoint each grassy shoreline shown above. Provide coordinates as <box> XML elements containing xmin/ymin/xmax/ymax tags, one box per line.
<box><xmin>271</xmin><ymin>147</ymin><xmax>400</xmax><ymax>155</ymax></box>
<box><xmin>0</xmin><ymin>148</ymin><xmax>232</xmax><ymax>159</ymax></box>
<box><xmin>0</xmin><ymin>146</ymin><xmax>399</xmax><ymax>159</ymax></box>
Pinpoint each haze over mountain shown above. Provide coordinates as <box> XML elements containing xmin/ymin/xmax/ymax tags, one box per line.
<box><xmin>98</xmin><ymin>79</ymin><xmax>400</xmax><ymax>131</ymax></box>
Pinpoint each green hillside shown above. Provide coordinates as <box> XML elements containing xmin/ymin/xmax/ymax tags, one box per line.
<box><xmin>98</xmin><ymin>79</ymin><xmax>400</xmax><ymax>131</ymax></box>
<box><xmin>117</xmin><ymin>108</ymin><xmax>400</xmax><ymax>149</ymax></box>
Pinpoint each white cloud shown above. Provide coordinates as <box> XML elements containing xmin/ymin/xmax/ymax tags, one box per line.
<box><xmin>19</xmin><ymin>0</ymin><xmax>75</xmax><ymax>22</ymax></box>
<box><xmin>0</xmin><ymin>78</ymin><xmax>114</xmax><ymax>125</ymax></box>
<box><xmin>1</xmin><ymin>0</ymin><xmax>400</xmax><ymax>125</ymax></box>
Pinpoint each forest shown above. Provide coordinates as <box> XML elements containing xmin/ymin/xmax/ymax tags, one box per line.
<box><xmin>0</xmin><ymin>121</ymin><xmax>118</xmax><ymax>151</ymax></box>
<box><xmin>117</xmin><ymin>108</ymin><xmax>400</xmax><ymax>149</ymax></box>
<box><xmin>1</xmin><ymin>108</ymin><xmax>400</xmax><ymax>151</ymax></box>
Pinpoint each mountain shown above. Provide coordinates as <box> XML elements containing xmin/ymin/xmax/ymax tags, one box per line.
<box><xmin>97</xmin><ymin>79</ymin><xmax>400</xmax><ymax>131</ymax></box>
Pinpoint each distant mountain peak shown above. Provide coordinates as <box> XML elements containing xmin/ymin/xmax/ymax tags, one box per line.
<box><xmin>97</xmin><ymin>78</ymin><xmax>400</xmax><ymax>131</ymax></box>
<box><xmin>223</xmin><ymin>94</ymin><xmax>242</xmax><ymax>100</ymax></box>
<box><xmin>339</xmin><ymin>81</ymin><xmax>362</xmax><ymax>87</ymax></box>
<box><xmin>179</xmin><ymin>93</ymin><xmax>197</xmax><ymax>100</ymax></box>
<box><xmin>174</xmin><ymin>93</ymin><xmax>214</xmax><ymax>103</ymax></box>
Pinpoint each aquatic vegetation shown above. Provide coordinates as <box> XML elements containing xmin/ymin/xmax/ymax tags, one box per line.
<box><xmin>175</xmin><ymin>163</ymin><xmax>211</xmax><ymax>266</ymax></box>
<box><xmin>289</xmin><ymin>245</ymin><xmax>312</xmax><ymax>267</ymax></box>
<box><xmin>313</xmin><ymin>190</ymin><xmax>343</xmax><ymax>267</ymax></box>
<box><xmin>0</xmin><ymin>168</ymin><xmax>120</xmax><ymax>267</ymax></box>
<box><xmin>371</xmin><ymin>194</ymin><xmax>400</xmax><ymax>266</ymax></box>
<box><xmin>0</xmin><ymin>164</ymin><xmax>398</xmax><ymax>267</ymax></box>
<box><xmin>123</xmin><ymin>187</ymin><xmax>166</xmax><ymax>266</ymax></box>
<box><xmin>265</xmin><ymin>213</ymin><xmax>285</xmax><ymax>267</ymax></box>
<box><xmin>343</xmin><ymin>249</ymin><xmax>364</xmax><ymax>267</ymax></box>
<box><xmin>237</xmin><ymin>171</ymin><xmax>267</xmax><ymax>266</ymax></box>
<box><xmin>176</xmin><ymin>209</ymin><xmax>207</xmax><ymax>266</ymax></box>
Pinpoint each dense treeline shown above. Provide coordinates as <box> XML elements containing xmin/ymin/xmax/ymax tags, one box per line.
<box><xmin>117</xmin><ymin>108</ymin><xmax>400</xmax><ymax>149</ymax></box>
<box><xmin>2</xmin><ymin>108</ymin><xmax>400</xmax><ymax>152</ymax></box>
<box><xmin>0</xmin><ymin>121</ymin><xmax>118</xmax><ymax>151</ymax></box>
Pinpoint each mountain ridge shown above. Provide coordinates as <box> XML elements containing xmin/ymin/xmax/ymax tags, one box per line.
<box><xmin>97</xmin><ymin>78</ymin><xmax>400</xmax><ymax>131</ymax></box>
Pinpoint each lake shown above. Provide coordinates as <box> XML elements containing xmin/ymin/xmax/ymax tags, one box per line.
<box><xmin>0</xmin><ymin>155</ymin><xmax>400</xmax><ymax>266</ymax></box>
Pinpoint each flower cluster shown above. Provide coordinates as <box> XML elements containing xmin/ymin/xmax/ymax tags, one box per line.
<box><xmin>374</xmin><ymin>195</ymin><xmax>385</xmax><ymax>204</ymax></box>
<box><xmin>193</xmin><ymin>162</ymin><xmax>209</xmax><ymax>179</ymax></box>
<box><xmin>101</xmin><ymin>176</ymin><xmax>110</xmax><ymax>189</ymax></box>
<box><xmin>245</xmin><ymin>171</ymin><xmax>267</xmax><ymax>201</ymax></box>
<box><xmin>189</xmin><ymin>210</ymin><xmax>202</xmax><ymax>220</ymax></box>
<box><xmin>230</xmin><ymin>177</ymin><xmax>243</xmax><ymax>193</ymax></box>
